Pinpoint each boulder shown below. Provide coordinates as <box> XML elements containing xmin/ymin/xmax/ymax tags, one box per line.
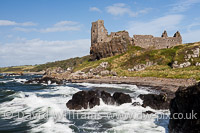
<box><xmin>68</xmin><ymin>71</ymin><xmax>88</xmax><ymax>80</ymax></box>
<box><xmin>139</xmin><ymin>93</ymin><xmax>170</xmax><ymax>110</ymax></box>
<box><xmin>66</xmin><ymin>91</ymin><xmax>132</xmax><ymax>110</ymax></box>
<box><xmin>45</xmin><ymin>67</ymin><xmax>65</xmax><ymax>76</ymax></box>
<box><xmin>143</xmin><ymin>110</ymin><xmax>155</xmax><ymax>114</ymax></box>
<box><xmin>169</xmin><ymin>83</ymin><xmax>200</xmax><ymax>133</ymax></box>
<box><xmin>100</xmin><ymin>91</ymin><xmax>115</xmax><ymax>105</ymax></box>
<box><xmin>128</xmin><ymin>61</ymin><xmax>156</xmax><ymax>71</ymax></box>
<box><xmin>110</xmin><ymin>71</ymin><xmax>117</xmax><ymax>76</ymax></box>
<box><xmin>89</xmin><ymin>62</ymin><xmax>109</xmax><ymax>75</ymax></box>
<box><xmin>100</xmin><ymin>70</ymin><xmax>110</xmax><ymax>76</ymax></box>
<box><xmin>25</xmin><ymin>77</ymin><xmax>63</xmax><ymax>85</ymax></box>
<box><xmin>113</xmin><ymin>92</ymin><xmax>132</xmax><ymax>105</ymax></box>
<box><xmin>132</xmin><ymin>102</ymin><xmax>141</xmax><ymax>106</ymax></box>
<box><xmin>66</xmin><ymin>90</ymin><xmax>100</xmax><ymax>110</ymax></box>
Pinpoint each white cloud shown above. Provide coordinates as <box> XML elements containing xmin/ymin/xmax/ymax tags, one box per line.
<box><xmin>0</xmin><ymin>20</ymin><xmax>17</xmax><ymax>26</ymax></box>
<box><xmin>89</xmin><ymin>7</ymin><xmax>101</xmax><ymax>12</ymax></box>
<box><xmin>127</xmin><ymin>14</ymin><xmax>184</xmax><ymax>36</ymax></box>
<box><xmin>0</xmin><ymin>20</ymin><xmax>37</xmax><ymax>26</ymax></box>
<box><xmin>40</xmin><ymin>26</ymin><xmax>80</xmax><ymax>33</ymax></box>
<box><xmin>106</xmin><ymin>3</ymin><xmax>151</xmax><ymax>17</ymax></box>
<box><xmin>170</xmin><ymin>0</ymin><xmax>200</xmax><ymax>12</ymax></box>
<box><xmin>20</xmin><ymin>22</ymin><xmax>37</xmax><ymax>26</ymax></box>
<box><xmin>54</xmin><ymin>21</ymin><xmax>78</xmax><ymax>26</ymax></box>
<box><xmin>13</xmin><ymin>27</ymin><xmax>37</xmax><ymax>32</ymax></box>
<box><xmin>0</xmin><ymin>38</ymin><xmax>90</xmax><ymax>67</ymax></box>
<box><xmin>14</xmin><ymin>20</ymin><xmax>81</xmax><ymax>33</ymax></box>
<box><xmin>182</xmin><ymin>22</ymin><xmax>200</xmax><ymax>42</ymax></box>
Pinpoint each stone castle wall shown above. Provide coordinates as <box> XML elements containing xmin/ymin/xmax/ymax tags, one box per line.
<box><xmin>90</xmin><ymin>20</ymin><xmax>132</xmax><ymax>60</ymax></box>
<box><xmin>133</xmin><ymin>31</ymin><xmax>182</xmax><ymax>49</ymax></box>
<box><xmin>90</xmin><ymin>20</ymin><xmax>182</xmax><ymax>60</ymax></box>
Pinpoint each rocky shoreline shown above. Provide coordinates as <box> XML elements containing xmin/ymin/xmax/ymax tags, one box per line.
<box><xmin>4</xmin><ymin>71</ymin><xmax>199</xmax><ymax>132</ymax></box>
<box><xmin>70</xmin><ymin>77</ymin><xmax>196</xmax><ymax>93</ymax></box>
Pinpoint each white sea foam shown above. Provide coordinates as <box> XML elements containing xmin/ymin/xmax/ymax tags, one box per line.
<box><xmin>0</xmin><ymin>85</ymin><xmax>80</xmax><ymax>133</ymax></box>
<box><xmin>0</xmin><ymin>82</ymin><xmax>168</xmax><ymax>133</ymax></box>
<box><xmin>0</xmin><ymin>79</ymin><xmax>14</xmax><ymax>83</ymax></box>
<box><xmin>13</xmin><ymin>78</ymin><xmax>27</xmax><ymax>83</ymax></box>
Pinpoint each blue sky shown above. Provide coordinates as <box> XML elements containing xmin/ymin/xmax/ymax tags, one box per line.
<box><xmin>0</xmin><ymin>0</ymin><xmax>200</xmax><ymax>67</ymax></box>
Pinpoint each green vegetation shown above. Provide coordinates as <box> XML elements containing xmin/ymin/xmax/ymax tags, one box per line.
<box><xmin>0</xmin><ymin>55</ymin><xmax>90</xmax><ymax>73</ymax></box>
<box><xmin>73</xmin><ymin>42</ymin><xmax>200</xmax><ymax>80</ymax></box>
<box><xmin>1</xmin><ymin>42</ymin><xmax>200</xmax><ymax>80</ymax></box>
<box><xmin>31</xmin><ymin>55</ymin><xmax>90</xmax><ymax>72</ymax></box>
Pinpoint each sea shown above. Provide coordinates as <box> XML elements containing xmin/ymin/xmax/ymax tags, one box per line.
<box><xmin>0</xmin><ymin>74</ymin><xmax>169</xmax><ymax>133</ymax></box>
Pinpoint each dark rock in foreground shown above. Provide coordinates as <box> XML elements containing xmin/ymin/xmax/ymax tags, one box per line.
<box><xmin>169</xmin><ymin>83</ymin><xmax>200</xmax><ymax>133</ymax></box>
<box><xmin>139</xmin><ymin>93</ymin><xmax>171</xmax><ymax>110</ymax></box>
<box><xmin>113</xmin><ymin>92</ymin><xmax>132</xmax><ymax>105</ymax></box>
<box><xmin>101</xmin><ymin>91</ymin><xmax>115</xmax><ymax>105</ymax></box>
<box><xmin>66</xmin><ymin>90</ymin><xmax>100</xmax><ymax>110</ymax></box>
<box><xmin>132</xmin><ymin>102</ymin><xmax>141</xmax><ymax>106</ymax></box>
<box><xmin>66</xmin><ymin>90</ymin><xmax>132</xmax><ymax>110</ymax></box>
<box><xmin>143</xmin><ymin>110</ymin><xmax>155</xmax><ymax>114</ymax></box>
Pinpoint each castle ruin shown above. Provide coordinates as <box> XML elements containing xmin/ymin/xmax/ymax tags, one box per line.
<box><xmin>90</xmin><ymin>20</ymin><xmax>182</xmax><ymax>60</ymax></box>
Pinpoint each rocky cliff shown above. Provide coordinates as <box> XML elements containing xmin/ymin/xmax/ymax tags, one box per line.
<box><xmin>90</xmin><ymin>33</ymin><xmax>131</xmax><ymax>60</ymax></box>
<box><xmin>90</xmin><ymin>20</ymin><xmax>182</xmax><ymax>61</ymax></box>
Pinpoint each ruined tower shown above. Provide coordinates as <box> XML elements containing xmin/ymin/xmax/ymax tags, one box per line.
<box><xmin>90</xmin><ymin>20</ymin><xmax>182</xmax><ymax>61</ymax></box>
<box><xmin>91</xmin><ymin>20</ymin><xmax>108</xmax><ymax>45</ymax></box>
<box><xmin>161</xmin><ymin>30</ymin><xmax>168</xmax><ymax>37</ymax></box>
<box><xmin>90</xmin><ymin>20</ymin><xmax>132</xmax><ymax>60</ymax></box>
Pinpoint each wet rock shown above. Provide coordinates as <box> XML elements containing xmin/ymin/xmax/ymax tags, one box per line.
<box><xmin>139</xmin><ymin>93</ymin><xmax>170</xmax><ymax>110</ymax></box>
<box><xmin>113</xmin><ymin>92</ymin><xmax>132</xmax><ymax>105</ymax></box>
<box><xmin>5</xmin><ymin>73</ymin><xmax>23</xmax><ymax>76</ymax></box>
<box><xmin>132</xmin><ymin>102</ymin><xmax>141</xmax><ymax>106</ymax></box>
<box><xmin>100</xmin><ymin>91</ymin><xmax>115</xmax><ymax>105</ymax></box>
<box><xmin>143</xmin><ymin>110</ymin><xmax>155</xmax><ymax>114</ymax></box>
<box><xmin>0</xmin><ymin>76</ymin><xmax>4</xmax><ymax>79</ymax></box>
<box><xmin>169</xmin><ymin>83</ymin><xmax>200</xmax><ymax>133</ymax></box>
<box><xmin>66</xmin><ymin>91</ymin><xmax>132</xmax><ymax>110</ymax></box>
<box><xmin>66</xmin><ymin>90</ymin><xmax>100</xmax><ymax>110</ymax></box>
<box><xmin>25</xmin><ymin>77</ymin><xmax>63</xmax><ymax>85</ymax></box>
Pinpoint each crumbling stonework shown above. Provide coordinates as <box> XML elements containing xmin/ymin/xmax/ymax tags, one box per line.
<box><xmin>90</xmin><ymin>20</ymin><xmax>182</xmax><ymax>60</ymax></box>
<box><xmin>133</xmin><ymin>31</ymin><xmax>182</xmax><ymax>49</ymax></box>
<box><xmin>90</xmin><ymin>20</ymin><xmax>132</xmax><ymax>60</ymax></box>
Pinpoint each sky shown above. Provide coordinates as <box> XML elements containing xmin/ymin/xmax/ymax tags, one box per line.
<box><xmin>0</xmin><ymin>0</ymin><xmax>200</xmax><ymax>67</ymax></box>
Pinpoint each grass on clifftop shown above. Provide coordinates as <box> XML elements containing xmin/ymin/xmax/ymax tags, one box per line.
<box><xmin>1</xmin><ymin>42</ymin><xmax>200</xmax><ymax>80</ymax></box>
<box><xmin>0</xmin><ymin>56</ymin><xmax>90</xmax><ymax>73</ymax></box>
<box><xmin>73</xmin><ymin>42</ymin><xmax>200</xmax><ymax>80</ymax></box>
